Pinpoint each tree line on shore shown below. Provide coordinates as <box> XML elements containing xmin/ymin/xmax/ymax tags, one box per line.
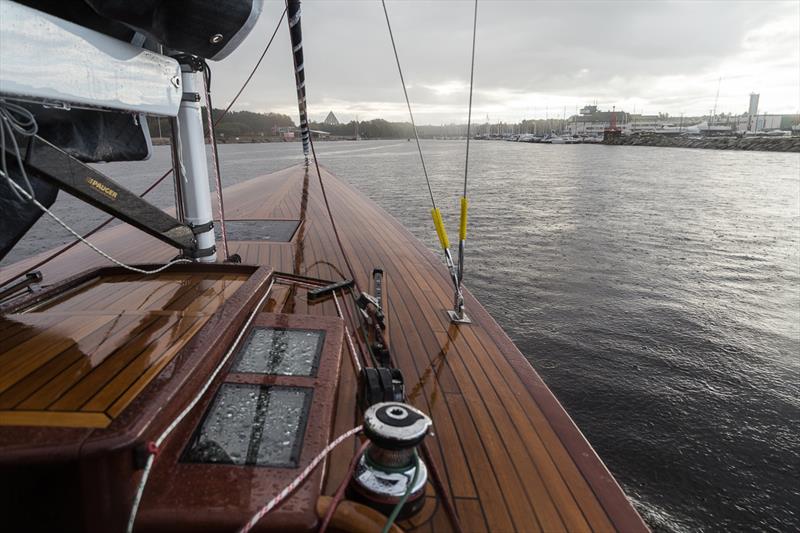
<box><xmin>146</xmin><ymin>107</ymin><xmax>617</xmax><ymax>139</ymax></box>
<box><xmin>147</xmin><ymin>109</ymin><xmax>295</xmax><ymax>139</ymax></box>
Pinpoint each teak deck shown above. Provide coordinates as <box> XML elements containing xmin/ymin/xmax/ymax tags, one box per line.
<box><xmin>0</xmin><ymin>164</ymin><xmax>647</xmax><ymax>532</ymax></box>
<box><xmin>0</xmin><ymin>271</ymin><xmax>248</xmax><ymax>428</ymax></box>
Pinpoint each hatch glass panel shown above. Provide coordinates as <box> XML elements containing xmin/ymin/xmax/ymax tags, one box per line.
<box><xmin>183</xmin><ymin>384</ymin><xmax>311</xmax><ymax>467</ymax></box>
<box><xmin>233</xmin><ymin>327</ymin><xmax>324</xmax><ymax>376</ymax></box>
<box><xmin>215</xmin><ymin>220</ymin><xmax>300</xmax><ymax>242</ymax></box>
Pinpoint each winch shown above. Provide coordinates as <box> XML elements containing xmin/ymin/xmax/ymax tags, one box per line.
<box><xmin>349</xmin><ymin>402</ymin><xmax>432</xmax><ymax>518</ymax></box>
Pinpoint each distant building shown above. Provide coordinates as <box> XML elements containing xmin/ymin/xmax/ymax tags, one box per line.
<box><xmin>567</xmin><ymin>108</ymin><xmax>632</xmax><ymax>136</ymax></box>
<box><xmin>323</xmin><ymin>111</ymin><xmax>340</xmax><ymax>126</ymax></box>
<box><xmin>718</xmin><ymin>94</ymin><xmax>797</xmax><ymax>132</ymax></box>
<box><xmin>729</xmin><ymin>113</ymin><xmax>787</xmax><ymax>133</ymax></box>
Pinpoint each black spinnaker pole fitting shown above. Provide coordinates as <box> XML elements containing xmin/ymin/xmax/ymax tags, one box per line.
<box><xmin>287</xmin><ymin>0</ymin><xmax>310</xmax><ymax>160</ymax></box>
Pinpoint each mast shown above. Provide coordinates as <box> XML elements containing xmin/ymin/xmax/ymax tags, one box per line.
<box><xmin>172</xmin><ymin>57</ymin><xmax>218</xmax><ymax>262</ymax></box>
<box><xmin>287</xmin><ymin>0</ymin><xmax>310</xmax><ymax>162</ymax></box>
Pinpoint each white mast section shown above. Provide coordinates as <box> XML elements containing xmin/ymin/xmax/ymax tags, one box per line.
<box><xmin>175</xmin><ymin>61</ymin><xmax>217</xmax><ymax>262</ymax></box>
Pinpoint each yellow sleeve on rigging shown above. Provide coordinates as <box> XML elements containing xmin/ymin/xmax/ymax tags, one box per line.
<box><xmin>431</xmin><ymin>207</ymin><xmax>450</xmax><ymax>250</ymax></box>
<box><xmin>459</xmin><ymin>197</ymin><xmax>468</xmax><ymax>241</ymax></box>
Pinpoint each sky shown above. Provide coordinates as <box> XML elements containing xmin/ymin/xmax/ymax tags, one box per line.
<box><xmin>210</xmin><ymin>0</ymin><xmax>800</xmax><ymax>124</ymax></box>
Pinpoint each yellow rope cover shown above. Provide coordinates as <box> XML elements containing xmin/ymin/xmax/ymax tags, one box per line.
<box><xmin>431</xmin><ymin>207</ymin><xmax>450</xmax><ymax>250</ymax></box>
<box><xmin>459</xmin><ymin>197</ymin><xmax>468</xmax><ymax>241</ymax></box>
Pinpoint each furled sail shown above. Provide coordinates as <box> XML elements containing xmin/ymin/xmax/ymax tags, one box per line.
<box><xmin>287</xmin><ymin>0</ymin><xmax>310</xmax><ymax>157</ymax></box>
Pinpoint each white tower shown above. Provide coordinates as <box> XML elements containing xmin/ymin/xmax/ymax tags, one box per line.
<box><xmin>748</xmin><ymin>93</ymin><xmax>760</xmax><ymax>132</ymax></box>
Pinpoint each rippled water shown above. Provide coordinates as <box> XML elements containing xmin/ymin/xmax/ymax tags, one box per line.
<box><xmin>4</xmin><ymin>140</ymin><xmax>799</xmax><ymax>531</ymax></box>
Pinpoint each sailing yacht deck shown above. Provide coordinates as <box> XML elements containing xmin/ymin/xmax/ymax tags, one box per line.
<box><xmin>0</xmin><ymin>164</ymin><xmax>647</xmax><ymax>532</ymax></box>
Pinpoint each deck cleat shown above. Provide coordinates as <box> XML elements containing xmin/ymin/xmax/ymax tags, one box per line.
<box><xmin>349</xmin><ymin>402</ymin><xmax>432</xmax><ymax>518</ymax></box>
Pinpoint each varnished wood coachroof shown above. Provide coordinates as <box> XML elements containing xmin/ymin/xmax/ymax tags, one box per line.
<box><xmin>0</xmin><ymin>163</ymin><xmax>647</xmax><ymax>532</ymax></box>
<box><xmin>0</xmin><ymin>271</ymin><xmax>248</xmax><ymax>427</ymax></box>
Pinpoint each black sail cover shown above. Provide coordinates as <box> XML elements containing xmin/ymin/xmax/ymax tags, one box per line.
<box><xmin>18</xmin><ymin>0</ymin><xmax>263</xmax><ymax>61</ymax></box>
<box><xmin>0</xmin><ymin>171</ymin><xmax>58</xmax><ymax>262</ymax></box>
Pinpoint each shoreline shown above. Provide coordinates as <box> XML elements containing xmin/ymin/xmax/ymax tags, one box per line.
<box><xmin>151</xmin><ymin>135</ymin><xmax>800</xmax><ymax>153</ymax></box>
<box><xmin>601</xmin><ymin>133</ymin><xmax>800</xmax><ymax>152</ymax></box>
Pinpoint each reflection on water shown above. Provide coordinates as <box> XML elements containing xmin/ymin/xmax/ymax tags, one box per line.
<box><xmin>5</xmin><ymin>140</ymin><xmax>800</xmax><ymax>531</ymax></box>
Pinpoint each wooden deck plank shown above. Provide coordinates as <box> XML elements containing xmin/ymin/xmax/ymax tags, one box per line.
<box><xmin>384</xmin><ymin>265</ymin><xmax>560</xmax><ymax>530</ymax></box>
<box><xmin>0</xmin><ymin>313</ymin><xmax>144</xmax><ymax>409</ymax></box>
<box><xmin>447</xmin><ymin>393</ymin><xmax>518</xmax><ymax>531</ymax></box>
<box><xmin>45</xmin><ymin>314</ymin><xmax>183</xmax><ymax>411</ymax></box>
<box><xmin>454</xmin><ymin>498</ymin><xmax>488</xmax><ymax>532</ymax></box>
<box><xmin>105</xmin><ymin>316</ymin><xmax>207</xmax><ymax>417</ymax></box>
<box><xmin>0</xmin><ymin>410</ymin><xmax>111</xmax><ymax>428</ymax></box>
<box><xmin>1</xmin><ymin>271</ymin><xmax>244</xmax><ymax>420</ymax></box>
<box><xmin>0</xmin><ymin>315</ymin><xmax>115</xmax><ymax>395</ymax></box>
<box><xmin>0</xmin><ymin>315</ymin><xmax>61</xmax><ymax>354</ymax></box>
<box><xmin>32</xmin><ymin>275</ymin><xmax>124</xmax><ymax>312</ymax></box>
<box><xmin>396</xmin><ymin>244</ymin><xmax>610</xmax><ymax>529</ymax></box>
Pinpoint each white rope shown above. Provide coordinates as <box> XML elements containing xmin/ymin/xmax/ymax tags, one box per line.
<box><xmin>238</xmin><ymin>424</ymin><xmax>364</xmax><ymax>533</ymax></box>
<box><xmin>2</xmin><ymin>171</ymin><xmax>192</xmax><ymax>275</ymax></box>
<box><xmin>333</xmin><ymin>290</ymin><xmax>363</xmax><ymax>374</ymax></box>
<box><xmin>125</xmin><ymin>279</ymin><xmax>275</xmax><ymax>533</ymax></box>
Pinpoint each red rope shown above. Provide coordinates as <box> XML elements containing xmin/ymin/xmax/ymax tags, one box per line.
<box><xmin>319</xmin><ymin>439</ymin><xmax>370</xmax><ymax>533</ymax></box>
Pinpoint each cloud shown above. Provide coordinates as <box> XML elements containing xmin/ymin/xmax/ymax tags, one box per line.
<box><xmin>209</xmin><ymin>0</ymin><xmax>800</xmax><ymax>123</ymax></box>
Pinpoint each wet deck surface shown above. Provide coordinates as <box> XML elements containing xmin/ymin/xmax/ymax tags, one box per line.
<box><xmin>0</xmin><ymin>164</ymin><xmax>646</xmax><ymax>532</ymax></box>
<box><xmin>0</xmin><ymin>272</ymin><xmax>247</xmax><ymax>427</ymax></box>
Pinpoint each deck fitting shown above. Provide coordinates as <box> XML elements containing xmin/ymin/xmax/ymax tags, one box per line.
<box><xmin>447</xmin><ymin>310</ymin><xmax>471</xmax><ymax>324</ymax></box>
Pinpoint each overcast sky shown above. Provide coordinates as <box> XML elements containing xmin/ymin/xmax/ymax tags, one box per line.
<box><xmin>210</xmin><ymin>1</ymin><xmax>800</xmax><ymax>124</ymax></box>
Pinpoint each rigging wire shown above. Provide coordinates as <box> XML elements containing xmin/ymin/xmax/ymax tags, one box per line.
<box><xmin>380</xmin><ymin>0</ymin><xmax>464</xmax><ymax>317</ymax></box>
<box><xmin>202</xmin><ymin>62</ymin><xmax>230</xmax><ymax>260</ymax></box>
<box><xmin>457</xmin><ymin>0</ymin><xmax>478</xmax><ymax>287</ymax></box>
<box><xmin>307</xmin><ymin>136</ymin><xmax>362</xmax><ymax>293</ymax></box>
<box><xmin>463</xmin><ymin>0</ymin><xmax>478</xmax><ymax>202</ymax></box>
<box><xmin>217</xmin><ymin>7</ymin><xmax>287</xmax><ymax>124</ymax></box>
<box><xmin>380</xmin><ymin>0</ymin><xmax>436</xmax><ymax>209</ymax></box>
<box><xmin>2</xmin><ymin>9</ymin><xmax>287</xmax><ymax>280</ymax></box>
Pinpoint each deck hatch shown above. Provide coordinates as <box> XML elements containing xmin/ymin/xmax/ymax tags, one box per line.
<box><xmin>183</xmin><ymin>384</ymin><xmax>311</xmax><ymax>468</ymax></box>
<box><xmin>215</xmin><ymin>220</ymin><xmax>300</xmax><ymax>242</ymax></box>
<box><xmin>233</xmin><ymin>327</ymin><xmax>324</xmax><ymax>376</ymax></box>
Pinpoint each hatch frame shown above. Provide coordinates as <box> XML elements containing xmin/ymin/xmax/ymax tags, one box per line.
<box><xmin>134</xmin><ymin>311</ymin><xmax>344</xmax><ymax>531</ymax></box>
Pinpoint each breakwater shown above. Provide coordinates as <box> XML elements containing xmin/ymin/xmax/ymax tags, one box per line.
<box><xmin>603</xmin><ymin>133</ymin><xmax>800</xmax><ymax>152</ymax></box>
